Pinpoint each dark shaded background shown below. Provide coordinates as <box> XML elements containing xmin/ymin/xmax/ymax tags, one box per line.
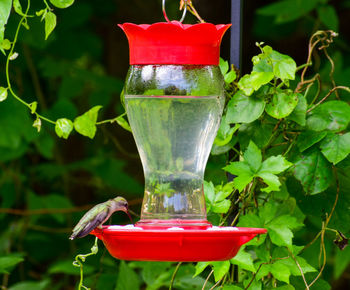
<box><xmin>0</xmin><ymin>0</ymin><xmax>350</xmax><ymax>289</ymax></box>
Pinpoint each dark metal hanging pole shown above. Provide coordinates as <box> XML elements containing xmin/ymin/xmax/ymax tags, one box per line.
<box><xmin>227</xmin><ymin>1</ymin><xmax>242</xmax><ymax>241</ymax></box>
<box><xmin>230</xmin><ymin>0</ymin><xmax>242</xmax><ymax>69</ymax></box>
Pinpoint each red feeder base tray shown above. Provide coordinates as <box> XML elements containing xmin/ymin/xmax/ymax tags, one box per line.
<box><xmin>91</xmin><ymin>225</ymin><xmax>267</xmax><ymax>262</ymax></box>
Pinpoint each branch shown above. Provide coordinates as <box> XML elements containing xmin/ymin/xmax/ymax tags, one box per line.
<box><xmin>202</xmin><ymin>269</ymin><xmax>214</xmax><ymax>290</ymax></box>
<box><xmin>0</xmin><ymin>198</ymin><xmax>142</xmax><ymax>216</ymax></box>
<box><xmin>287</xmin><ymin>248</ymin><xmax>309</xmax><ymax>290</ymax></box>
<box><xmin>307</xmin><ymin>86</ymin><xmax>350</xmax><ymax>112</ymax></box>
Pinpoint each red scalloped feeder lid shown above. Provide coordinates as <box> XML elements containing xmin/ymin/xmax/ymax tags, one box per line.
<box><xmin>91</xmin><ymin>225</ymin><xmax>267</xmax><ymax>262</ymax></box>
<box><xmin>118</xmin><ymin>21</ymin><xmax>231</xmax><ymax>65</ymax></box>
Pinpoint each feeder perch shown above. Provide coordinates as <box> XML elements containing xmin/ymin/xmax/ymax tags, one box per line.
<box><xmin>91</xmin><ymin>2</ymin><xmax>266</xmax><ymax>262</ymax></box>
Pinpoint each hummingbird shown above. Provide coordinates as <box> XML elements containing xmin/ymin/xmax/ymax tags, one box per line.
<box><xmin>69</xmin><ymin>196</ymin><xmax>130</xmax><ymax>240</ymax></box>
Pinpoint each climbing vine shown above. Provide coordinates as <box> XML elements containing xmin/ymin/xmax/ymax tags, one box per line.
<box><xmin>1</xmin><ymin>0</ymin><xmax>130</xmax><ymax>139</ymax></box>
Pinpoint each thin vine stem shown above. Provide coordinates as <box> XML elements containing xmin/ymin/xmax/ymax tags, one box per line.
<box><xmin>5</xmin><ymin>0</ymin><xmax>56</xmax><ymax>125</ymax></box>
<box><xmin>307</xmin><ymin>86</ymin><xmax>350</xmax><ymax>112</ymax></box>
<box><xmin>169</xmin><ymin>262</ymin><xmax>182</xmax><ymax>290</ymax></box>
<box><xmin>4</xmin><ymin>1</ymin><xmax>129</xmax><ymax>132</ymax></box>
<box><xmin>202</xmin><ymin>269</ymin><xmax>214</xmax><ymax>290</ymax></box>
<box><xmin>72</xmin><ymin>237</ymin><xmax>99</xmax><ymax>290</ymax></box>
<box><xmin>287</xmin><ymin>248</ymin><xmax>309</xmax><ymax>290</ymax></box>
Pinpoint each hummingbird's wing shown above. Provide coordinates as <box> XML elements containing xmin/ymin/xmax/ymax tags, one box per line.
<box><xmin>70</xmin><ymin>203</ymin><xmax>110</xmax><ymax>239</ymax></box>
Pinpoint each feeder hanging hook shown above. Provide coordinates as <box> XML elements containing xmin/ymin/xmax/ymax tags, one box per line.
<box><xmin>162</xmin><ymin>0</ymin><xmax>187</xmax><ymax>23</ymax></box>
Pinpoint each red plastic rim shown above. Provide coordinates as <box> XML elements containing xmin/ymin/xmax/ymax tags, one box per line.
<box><xmin>118</xmin><ymin>21</ymin><xmax>231</xmax><ymax>65</ymax></box>
<box><xmin>91</xmin><ymin>225</ymin><xmax>267</xmax><ymax>262</ymax></box>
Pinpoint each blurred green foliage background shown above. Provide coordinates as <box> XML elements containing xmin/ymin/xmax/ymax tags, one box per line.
<box><xmin>0</xmin><ymin>0</ymin><xmax>350</xmax><ymax>289</ymax></box>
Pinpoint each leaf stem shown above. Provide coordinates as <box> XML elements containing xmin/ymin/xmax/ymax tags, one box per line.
<box><xmin>96</xmin><ymin>112</ymin><xmax>126</xmax><ymax>125</ymax></box>
<box><xmin>169</xmin><ymin>262</ymin><xmax>182</xmax><ymax>290</ymax></box>
<box><xmin>202</xmin><ymin>269</ymin><xmax>214</xmax><ymax>290</ymax></box>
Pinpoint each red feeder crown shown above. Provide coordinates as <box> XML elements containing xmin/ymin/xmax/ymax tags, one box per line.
<box><xmin>118</xmin><ymin>21</ymin><xmax>231</xmax><ymax>65</ymax></box>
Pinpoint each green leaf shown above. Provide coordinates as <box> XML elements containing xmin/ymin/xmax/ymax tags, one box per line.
<box><xmin>226</xmin><ymin>91</ymin><xmax>265</xmax><ymax>124</ymax></box>
<box><xmin>267</xmin><ymin>215</ymin><xmax>302</xmax><ymax>247</ymax></box>
<box><xmin>0</xmin><ymin>255</ymin><xmax>24</xmax><ymax>274</ymax></box>
<box><xmin>224</xmin><ymin>162</ymin><xmax>252</xmax><ymax>176</ymax></box>
<box><xmin>214</xmin><ymin>116</ymin><xmax>239</xmax><ymax>146</ymax></box>
<box><xmin>115</xmin><ymin>261</ymin><xmax>140</xmax><ymax>290</ymax></box>
<box><xmin>74</xmin><ymin>105</ymin><xmax>102</xmax><ymax>139</ymax></box>
<box><xmin>13</xmin><ymin>0</ymin><xmax>25</xmax><ymax>16</ymax></box>
<box><xmin>258</xmin><ymin>0</ymin><xmax>321</xmax><ymax>23</ymax></box>
<box><xmin>0</xmin><ymin>38</ymin><xmax>11</xmax><ymax>50</ymax></box>
<box><xmin>212</xmin><ymin>199</ymin><xmax>231</xmax><ymax>213</ymax></box>
<box><xmin>9</xmin><ymin>280</ymin><xmax>50</xmax><ymax>290</ymax></box>
<box><xmin>140</xmin><ymin>262</ymin><xmax>172</xmax><ymax>288</ymax></box>
<box><xmin>257</xmin><ymin>172</ymin><xmax>281</xmax><ymax>193</ymax></box>
<box><xmin>270</xmin><ymin>262</ymin><xmax>291</xmax><ymax>283</ymax></box>
<box><xmin>269</xmin><ymin>214</ymin><xmax>303</xmax><ymax>230</ymax></box>
<box><xmin>203</xmin><ymin>181</ymin><xmax>215</xmax><ymax>205</ymax></box>
<box><xmin>222</xmin><ymin>285</ymin><xmax>243</xmax><ymax>290</ymax></box>
<box><xmin>297</xmin><ymin>130</ymin><xmax>327</xmax><ymax>152</ymax></box>
<box><xmin>255</xmin><ymin>263</ymin><xmax>271</xmax><ymax>280</ymax></box>
<box><xmin>270</xmin><ymin>51</ymin><xmax>297</xmax><ymax>80</ymax></box>
<box><xmin>253</xmin><ymin>46</ymin><xmax>296</xmax><ymax>80</ymax></box>
<box><xmin>244</xmin><ymin>141</ymin><xmax>262</xmax><ymax>173</ymax></box>
<box><xmin>214</xmin><ymin>182</ymin><xmax>234</xmax><ymax>202</ymax></box>
<box><xmin>268</xmin><ymin>223</ymin><xmax>293</xmax><ymax>247</ymax></box>
<box><xmin>237</xmin><ymin>214</ymin><xmax>264</xmax><ymax>228</ymax></box>
<box><xmin>307</xmin><ymin>101</ymin><xmax>350</xmax><ymax>132</ymax></box>
<box><xmin>288</xmin><ymin>93</ymin><xmax>307</xmax><ymax>126</ymax></box>
<box><xmin>44</xmin><ymin>12</ymin><xmax>57</xmax><ymax>40</ymax></box>
<box><xmin>224</xmin><ymin>161</ymin><xmax>253</xmax><ymax>192</ymax></box>
<box><xmin>224</xmin><ymin>70</ymin><xmax>236</xmax><ymax>84</ymax></box>
<box><xmin>193</xmin><ymin>262</ymin><xmax>210</xmax><ymax>277</ymax></box>
<box><xmin>275</xmin><ymin>286</ymin><xmax>295</xmax><ymax>290</ymax></box>
<box><xmin>211</xmin><ymin>261</ymin><xmax>230</xmax><ymax>282</ymax></box>
<box><xmin>259</xmin><ymin>201</ymin><xmax>278</xmax><ymax>224</ymax></box>
<box><xmin>260</xmin><ymin>155</ymin><xmax>293</xmax><ymax>174</ymax></box>
<box><xmin>320</xmin><ymin>132</ymin><xmax>350</xmax><ymax>164</ymax></box>
<box><xmin>294</xmin><ymin>149</ymin><xmax>333</xmax><ymax>195</ymax></box>
<box><xmin>0</xmin><ymin>87</ymin><xmax>8</xmax><ymax>102</ymax></box>
<box><xmin>278</xmin><ymin>256</ymin><xmax>317</xmax><ymax>276</ymax></box>
<box><xmin>49</xmin><ymin>0</ymin><xmax>75</xmax><ymax>9</ymax></box>
<box><xmin>234</xmin><ymin>174</ymin><xmax>254</xmax><ymax>192</ymax></box>
<box><xmin>32</xmin><ymin>117</ymin><xmax>41</xmax><ymax>132</ymax></box>
<box><xmin>230</xmin><ymin>248</ymin><xmax>256</xmax><ymax>272</ymax></box>
<box><xmin>0</xmin><ymin>0</ymin><xmax>12</xmax><ymax>42</ymax></box>
<box><xmin>36</xmin><ymin>9</ymin><xmax>45</xmax><ymax>16</ymax></box>
<box><xmin>219</xmin><ymin>58</ymin><xmax>229</xmax><ymax>75</ymax></box>
<box><xmin>115</xmin><ymin>115</ymin><xmax>131</xmax><ymax>132</ymax></box>
<box><xmin>318</xmin><ymin>5</ymin><xmax>339</xmax><ymax>31</ymax></box>
<box><xmin>55</xmin><ymin>118</ymin><xmax>74</xmax><ymax>139</ymax></box>
<box><xmin>257</xmin><ymin>155</ymin><xmax>292</xmax><ymax>192</ymax></box>
<box><xmin>265</xmin><ymin>91</ymin><xmax>299</xmax><ymax>119</ymax></box>
<box><xmin>238</xmin><ymin>72</ymin><xmax>274</xmax><ymax>96</ymax></box>
<box><xmin>29</xmin><ymin>101</ymin><xmax>37</xmax><ymax>114</ymax></box>
<box><xmin>238</xmin><ymin>120</ymin><xmax>274</xmax><ymax>148</ymax></box>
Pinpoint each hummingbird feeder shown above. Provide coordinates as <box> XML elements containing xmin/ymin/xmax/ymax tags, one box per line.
<box><xmin>92</xmin><ymin>0</ymin><xmax>266</xmax><ymax>262</ymax></box>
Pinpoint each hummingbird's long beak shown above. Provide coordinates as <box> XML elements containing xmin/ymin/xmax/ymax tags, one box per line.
<box><xmin>126</xmin><ymin>211</ymin><xmax>133</xmax><ymax>223</ymax></box>
<box><xmin>122</xmin><ymin>205</ymin><xmax>133</xmax><ymax>223</ymax></box>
